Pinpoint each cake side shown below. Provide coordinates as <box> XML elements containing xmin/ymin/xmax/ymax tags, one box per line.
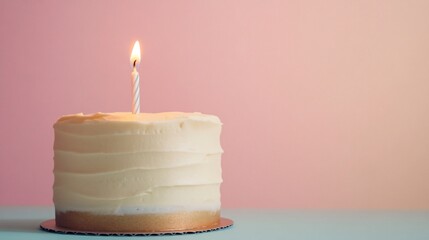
<box><xmin>53</xmin><ymin>112</ymin><xmax>223</xmax><ymax>222</ymax></box>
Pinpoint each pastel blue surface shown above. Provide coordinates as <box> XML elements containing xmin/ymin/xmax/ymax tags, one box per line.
<box><xmin>1</xmin><ymin>207</ymin><xmax>429</xmax><ymax>239</ymax></box>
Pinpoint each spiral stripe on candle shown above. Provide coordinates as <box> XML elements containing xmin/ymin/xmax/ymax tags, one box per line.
<box><xmin>133</xmin><ymin>73</ymin><xmax>140</xmax><ymax>114</ymax></box>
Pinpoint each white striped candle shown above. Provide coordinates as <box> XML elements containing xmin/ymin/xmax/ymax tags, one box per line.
<box><xmin>130</xmin><ymin>41</ymin><xmax>141</xmax><ymax>114</ymax></box>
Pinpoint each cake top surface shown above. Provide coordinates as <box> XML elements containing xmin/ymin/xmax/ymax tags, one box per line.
<box><xmin>55</xmin><ymin>112</ymin><xmax>221</xmax><ymax>124</ymax></box>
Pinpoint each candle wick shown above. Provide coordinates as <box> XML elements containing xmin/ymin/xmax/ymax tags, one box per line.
<box><xmin>133</xmin><ymin>60</ymin><xmax>137</xmax><ymax>68</ymax></box>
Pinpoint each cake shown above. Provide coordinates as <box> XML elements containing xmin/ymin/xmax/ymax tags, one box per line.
<box><xmin>53</xmin><ymin>112</ymin><xmax>223</xmax><ymax>232</ymax></box>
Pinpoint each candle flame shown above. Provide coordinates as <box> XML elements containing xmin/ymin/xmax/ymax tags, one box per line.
<box><xmin>130</xmin><ymin>41</ymin><xmax>141</xmax><ymax>68</ymax></box>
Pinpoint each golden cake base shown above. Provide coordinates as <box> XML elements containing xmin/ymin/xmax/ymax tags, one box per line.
<box><xmin>55</xmin><ymin>210</ymin><xmax>220</xmax><ymax>232</ymax></box>
<box><xmin>40</xmin><ymin>216</ymin><xmax>233</xmax><ymax>236</ymax></box>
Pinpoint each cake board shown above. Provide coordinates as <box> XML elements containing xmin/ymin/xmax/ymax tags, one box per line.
<box><xmin>40</xmin><ymin>217</ymin><xmax>233</xmax><ymax>236</ymax></box>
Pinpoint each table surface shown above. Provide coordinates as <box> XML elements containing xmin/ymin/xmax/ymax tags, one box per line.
<box><xmin>1</xmin><ymin>207</ymin><xmax>429</xmax><ymax>239</ymax></box>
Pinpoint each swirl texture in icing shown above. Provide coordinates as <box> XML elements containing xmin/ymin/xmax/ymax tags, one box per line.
<box><xmin>53</xmin><ymin>112</ymin><xmax>223</xmax><ymax>215</ymax></box>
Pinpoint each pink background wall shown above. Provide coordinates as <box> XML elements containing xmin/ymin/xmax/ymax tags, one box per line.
<box><xmin>1</xmin><ymin>0</ymin><xmax>429</xmax><ymax>209</ymax></box>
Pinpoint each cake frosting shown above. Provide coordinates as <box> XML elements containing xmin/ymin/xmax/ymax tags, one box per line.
<box><xmin>53</xmin><ymin>112</ymin><xmax>223</xmax><ymax>216</ymax></box>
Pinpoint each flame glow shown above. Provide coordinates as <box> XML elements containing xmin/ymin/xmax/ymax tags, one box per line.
<box><xmin>130</xmin><ymin>41</ymin><xmax>141</xmax><ymax>67</ymax></box>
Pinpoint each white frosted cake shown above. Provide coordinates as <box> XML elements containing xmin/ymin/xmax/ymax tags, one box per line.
<box><xmin>53</xmin><ymin>112</ymin><xmax>223</xmax><ymax>232</ymax></box>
